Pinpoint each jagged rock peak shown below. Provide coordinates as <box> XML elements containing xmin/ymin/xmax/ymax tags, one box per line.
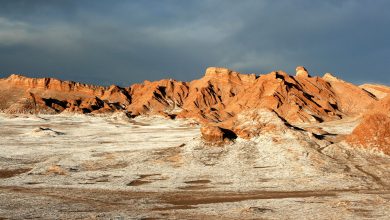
<box><xmin>323</xmin><ymin>73</ymin><xmax>341</xmax><ymax>82</ymax></box>
<box><xmin>295</xmin><ymin>66</ymin><xmax>310</xmax><ymax>77</ymax></box>
<box><xmin>203</xmin><ymin>67</ymin><xmax>257</xmax><ymax>83</ymax></box>
<box><xmin>204</xmin><ymin>67</ymin><xmax>234</xmax><ymax>77</ymax></box>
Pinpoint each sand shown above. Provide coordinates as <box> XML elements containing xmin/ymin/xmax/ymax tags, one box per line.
<box><xmin>0</xmin><ymin>113</ymin><xmax>389</xmax><ymax>219</ymax></box>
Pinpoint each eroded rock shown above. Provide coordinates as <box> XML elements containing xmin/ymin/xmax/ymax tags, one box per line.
<box><xmin>346</xmin><ymin>113</ymin><xmax>390</xmax><ymax>155</ymax></box>
<box><xmin>1</xmin><ymin>66</ymin><xmax>388</xmax><ymax>136</ymax></box>
<box><xmin>200</xmin><ymin>125</ymin><xmax>237</xmax><ymax>145</ymax></box>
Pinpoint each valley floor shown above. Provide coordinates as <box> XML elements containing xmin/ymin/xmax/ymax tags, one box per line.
<box><xmin>0</xmin><ymin>113</ymin><xmax>389</xmax><ymax>219</ymax></box>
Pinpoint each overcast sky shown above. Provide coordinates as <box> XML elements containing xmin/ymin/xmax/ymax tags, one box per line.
<box><xmin>0</xmin><ymin>0</ymin><xmax>389</xmax><ymax>86</ymax></box>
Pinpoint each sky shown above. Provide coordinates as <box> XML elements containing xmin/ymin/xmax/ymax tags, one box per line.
<box><xmin>0</xmin><ymin>0</ymin><xmax>389</xmax><ymax>86</ymax></box>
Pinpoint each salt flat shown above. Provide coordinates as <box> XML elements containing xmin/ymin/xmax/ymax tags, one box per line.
<box><xmin>0</xmin><ymin>113</ymin><xmax>389</xmax><ymax>219</ymax></box>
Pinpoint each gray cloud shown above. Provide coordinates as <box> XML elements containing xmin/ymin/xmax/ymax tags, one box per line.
<box><xmin>0</xmin><ymin>0</ymin><xmax>389</xmax><ymax>86</ymax></box>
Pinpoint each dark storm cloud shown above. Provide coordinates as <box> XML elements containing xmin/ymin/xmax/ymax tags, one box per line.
<box><xmin>0</xmin><ymin>0</ymin><xmax>389</xmax><ymax>86</ymax></box>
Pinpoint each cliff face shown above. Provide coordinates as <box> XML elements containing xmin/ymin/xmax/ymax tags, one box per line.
<box><xmin>4</xmin><ymin>74</ymin><xmax>105</xmax><ymax>97</ymax></box>
<box><xmin>1</xmin><ymin>66</ymin><xmax>386</xmax><ymax>121</ymax></box>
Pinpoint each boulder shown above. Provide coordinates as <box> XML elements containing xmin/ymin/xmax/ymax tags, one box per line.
<box><xmin>200</xmin><ymin>125</ymin><xmax>237</xmax><ymax>144</ymax></box>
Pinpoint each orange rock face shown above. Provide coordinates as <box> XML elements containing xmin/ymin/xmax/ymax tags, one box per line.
<box><xmin>0</xmin><ymin>66</ymin><xmax>385</xmax><ymax>127</ymax></box>
<box><xmin>0</xmin><ymin>74</ymin><xmax>127</xmax><ymax>114</ymax></box>
<box><xmin>346</xmin><ymin>113</ymin><xmax>390</xmax><ymax>155</ymax></box>
<box><xmin>127</xmin><ymin>79</ymin><xmax>189</xmax><ymax>117</ymax></box>
<box><xmin>360</xmin><ymin>84</ymin><xmax>390</xmax><ymax>100</ymax></box>
<box><xmin>200</xmin><ymin>125</ymin><xmax>237</xmax><ymax>144</ymax></box>
<box><xmin>4</xmin><ymin>74</ymin><xmax>105</xmax><ymax>98</ymax></box>
<box><xmin>367</xmin><ymin>95</ymin><xmax>390</xmax><ymax>115</ymax></box>
<box><xmin>4</xmin><ymin>92</ymin><xmax>56</xmax><ymax>114</ymax></box>
<box><xmin>3</xmin><ymin>66</ymin><xmax>390</xmax><ymax>148</ymax></box>
<box><xmin>321</xmin><ymin>73</ymin><xmax>376</xmax><ymax>115</ymax></box>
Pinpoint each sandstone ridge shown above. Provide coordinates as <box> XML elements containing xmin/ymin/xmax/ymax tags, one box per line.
<box><xmin>1</xmin><ymin>67</ymin><xmax>389</xmax><ymax>151</ymax></box>
<box><xmin>1</xmin><ymin>67</ymin><xmax>387</xmax><ymax>122</ymax></box>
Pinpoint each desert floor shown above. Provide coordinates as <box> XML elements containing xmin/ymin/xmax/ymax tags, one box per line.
<box><xmin>0</xmin><ymin>113</ymin><xmax>389</xmax><ymax>219</ymax></box>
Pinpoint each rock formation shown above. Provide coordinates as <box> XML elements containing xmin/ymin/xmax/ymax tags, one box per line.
<box><xmin>200</xmin><ymin>125</ymin><xmax>237</xmax><ymax>145</ymax></box>
<box><xmin>345</xmin><ymin>92</ymin><xmax>390</xmax><ymax>155</ymax></box>
<box><xmin>367</xmin><ymin>94</ymin><xmax>390</xmax><ymax>115</ymax></box>
<box><xmin>321</xmin><ymin>73</ymin><xmax>377</xmax><ymax>115</ymax></box>
<box><xmin>360</xmin><ymin>84</ymin><xmax>390</xmax><ymax>100</ymax></box>
<box><xmin>215</xmin><ymin>108</ymin><xmax>291</xmax><ymax>139</ymax></box>
<box><xmin>0</xmin><ymin>74</ymin><xmax>128</xmax><ymax>114</ymax></box>
<box><xmin>1</xmin><ymin>66</ymin><xmax>390</xmax><ymax>150</ymax></box>
<box><xmin>1</xmin><ymin>66</ymin><xmax>386</xmax><ymax>121</ymax></box>
<box><xmin>4</xmin><ymin>92</ymin><xmax>56</xmax><ymax>114</ymax></box>
<box><xmin>295</xmin><ymin>66</ymin><xmax>310</xmax><ymax>77</ymax></box>
<box><xmin>346</xmin><ymin>113</ymin><xmax>390</xmax><ymax>155</ymax></box>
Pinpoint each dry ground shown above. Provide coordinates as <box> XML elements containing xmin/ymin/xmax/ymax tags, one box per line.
<box><xmin>0</xmin><ymin>113</ymin><xmax>389</xmax><ymax>219</ymax></box>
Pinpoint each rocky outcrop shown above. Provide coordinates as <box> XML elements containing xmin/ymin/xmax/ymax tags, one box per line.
<box><xmin>4</xmin><ymin>74</ymin><xmax>105</xmax><ymax>98</ymax></box>
<box><xmin>295</xmin><ymin>66</ymin><xmax>310</xmax><ymax>77</ymax></box>
<box><xmin>212</xmin><ymin>108</ymin><xmax>290</xmax><ymax>139</ymax></box>
<box><xmin>200</xmin><ymin>125</ymin><xmax>237</xmax><ymax>144</ymax></box>
<box><xmin>127</xmin><ymin>79</ymin><xmax>189</xmax><ymax>117</ymax></box>
<box><xmin>368</xmin><ymin>95</ymin><xmax>390</xmax><ymax>115</ymax></box>
<box><xmin>360</xmin><ymin>84</ymin><xmax>390</xmax><ymax>100</ymax></box>
<box><xmin>345</xmin><ymin>92</ymin><xmax>390</xmax><ymax>155</ymax></box>
<box><xmin>346</xmin><ymin>113</ymin><xmax>390</xmax><ymax>155</ymax></box>
<box><xmin>0</xmin><ymin>74</ymin><xmax>129</xmax><ymax>114</ymax></box>
<box><xmin>0</xmin><ymin>66</ymin><xmax>385</xmax><ymax>126</ymax></box>
<box><xmin>4</xmin><ymin>92</ymin><xmax>56</xmax><ymax>114</ymax></box>
<box><xmin>176</xmin><ymin>67</ymin><xmax>355</xmax><ymax>123</ymax></box>
<box><xmin>322</xmin><ymin>72</ymin><xmax>376</xmax><ymax>115</ymax></box>
<box><xmin>231</xmin><ymin>109</ymin><xmax>290</xmax><ymax>139</ymax></box>
<box><xmin>3</xmin><ymin>66</ymin><xmax>390</xmax><ymax>148</ymax></box>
